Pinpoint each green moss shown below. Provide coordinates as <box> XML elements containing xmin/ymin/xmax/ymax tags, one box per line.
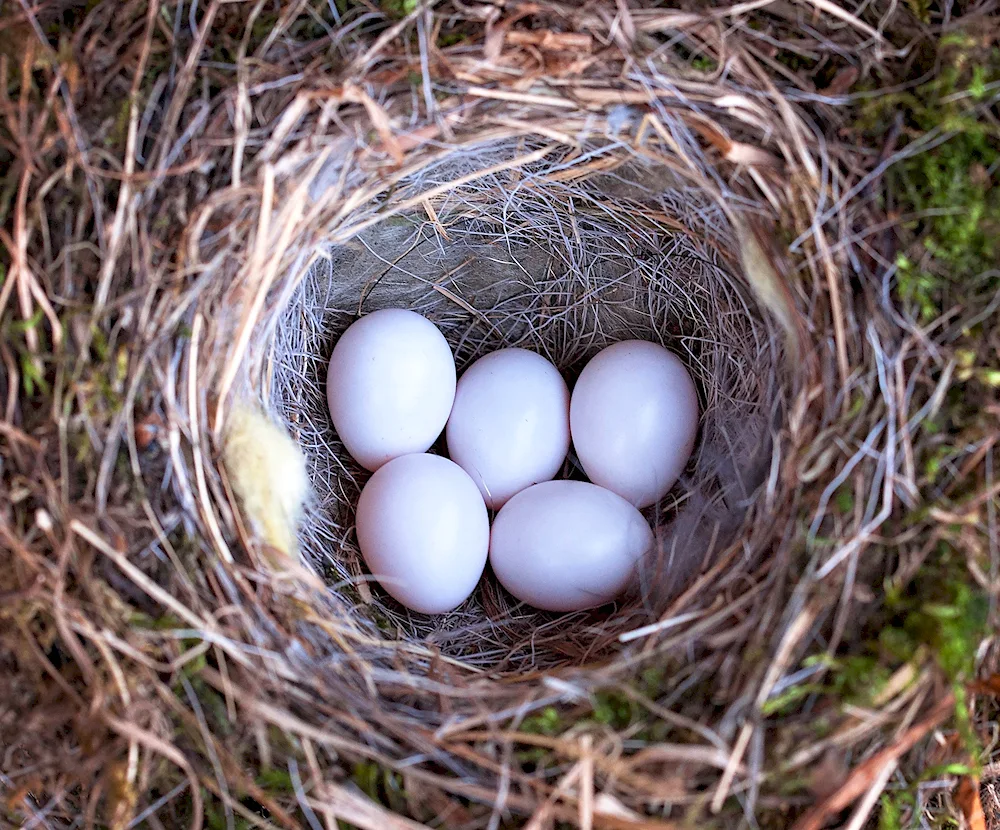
<box><xmin>830</xmin><ymin>655</ymin><xmax>892</xmax><ymax>703</ymax></box>
<box><xmin>350</xmin><ymin>761</ymin><xmax>407</xmax><ymax>814</ymax></box>
<box><xmin>761</xmin><ymin>683</ymin><xmax>819</xmax><ymax>716</ymax></box>
<box><xmin>922</xmin><ymin>444</ymin><xmax>952</xmax><ymax>482</ymax></box>
<box><xmin>895</xmin><ymin>254</ymin><xmax>943</xmax><ymax>323</ymax></box>
<box><xmin>180</xmin><ymin>649</ymin><xmax>208</xmax><ymax>679</ymax></box>
<box><xmin>515</xmin><ymin>706</ymin><xmax>563</xmax><ymax>764</ymax></box>
<box><xmin>878</xmin><ymin>790</ymin><xmax>911</xmax><ymax>830</ymax></box>
<box><xmin>438</xmin><ymin>30</ymin><xmax>467</xmax><ymax>48</ymax></box>
<box><xmin>834</xmin><ymin>484</ymin><xmax>855</xmax><ymax>514</ymax></box>
<box><xmin>3</xmin><ymin>309</ymin><xmax>53</xmax><ymax>398</ymax></box>
<box><xmin>861</xmin><ymin>36</ymin><xmax>1000</xmax><ymax>321</ymax></box>
<box><xmin>377</xmin><ymin>0</ymin><xmax>418</xmax><ymax>19</ymax></box>
<box><xmin>104</xmin><ymin>99</ymin><xmax>132</xmax><ymax>149</ymax></box>
<box><xmin>796</xmin><ymin>652</ymin><xmax>892</xmax><ymax>708</ymax></box>
<box><xmin>590</xmin><ymin>690</ymin><xmax>637</xmax><ymax>728</ymax></box>
<box><xmin>917</xmin><ymin>586</ymin><xmax>988</xmax><ymax>681</ymax></box>
<box><xmin>128</xmin><ymin>610</ymin><xmax>186</xmax><ymax>630</ymax></box>
<box><xmin>767</xmin><ymin>544</ymin><xmax>986</xmax><ymax>722</ymax></box>
<box><xmin>639</xmin><ymin>666</ymin><xmax>665</xmax><ymax>696</ymax></box>
<box><xmin>691</xmin><ymin>55</ymin><xmax>717</xmax><ymax>72</ymax></box>
<box><xmin>905</xmin><ymin>0</ymin><xmax>932</xmax><ymax>24</ymax></box>
<box><xmin>519</xmin><ymin>706</ymin><xmax>563</xmax><ymax>736</ymax></box>
<box><xmin>205</xmin><ymin>795</ymin><xmax>254</xmax><ymax>830</ymax></box>
<box><xmin>255</xmin><ymin>768</ymin><xmax>295</xmax><ymax>794</ymax></box>
<box><xmin>885</xmin><ymin>551</ymin><xmax>988</xmax><ymax>683</ymax></box>
<box><xmin>514</xmin><ymin>745</ymin><xmax>549</xmax><ymax>765</ymax></box>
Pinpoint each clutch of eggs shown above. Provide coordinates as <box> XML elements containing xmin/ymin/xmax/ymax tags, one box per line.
<box><xmin>327</xmin><ymin>310</ymin><xmax>699</xmax><ymax>614</ymax></box>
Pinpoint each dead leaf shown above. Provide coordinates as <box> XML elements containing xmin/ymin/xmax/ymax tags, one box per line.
<box><xmin>689</xmin><ymin>120</ymin><xmax>781</xmax><ymax>168</ymax></box>
<box><xmin>968</xmin><ymin>674</ymin><xmax>1000</xmax><ymax>696</ymax></box>
<box><xmin>342</xmin><ymin>82</ymin><xmax>404</xmax><ymax>166</ymax></box>
<box><xmin>956</xmin><ymin>776</ymin><xmax>986</xmax><ymax>830</ymax></box>
<box><xmin>820</xmin><ymin>66</ymin><xmax>859</xmax><ymax>96</ymax></box>
<box><xmin>594</xmin><ymin>793</ymin><xmax>642</xmax><ymax>820</ymax></box>
<box><xmin>135</xmin><ymin>413</ymin><xmax>164</xmax><ymax>450</ymax></box>
<box><xmin>807</xmin><ymin>751</ymin><xmax>849</xmax><ymax>800</ymax></box>
<box><xmin>970</xmin><ymin>163</ymin><xmax>989</xmax><ymax>188</ymax></box>
<box><xmin>507</xmin><ymin>30</ymin><xmax>593</xmax><ymax>52</ymax></box>
<box><xmin>106</xmin><ymin>761</ymin><xmax>139</xmax><ymax>830</ymax></box>
<box><xmin>724</xmin><ymin>141</ymin><xmax>780</xmax><ymax>167</ymax></box>
<box><xmin>734</xmin><ymin>216</ymin><xmax>805</xmax><ymax>360</ymax></box>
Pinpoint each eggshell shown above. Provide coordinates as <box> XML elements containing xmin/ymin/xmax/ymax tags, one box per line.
<box><xmin>356</xmin><ymin>453</ymin><xmax>489</xmax><ymax>614</ymax></box>
<box><xmin>570</xmin><ymin>340</ymin><xmax>698</xmax><ymax>508</ymax></box>
<box><xmin>489</xmin><ymin>480</ymin><xmax>654</xmax><ymax>612</ymax></box>
<box><xmin>446</xmin><ymin>348</ymin><xmax>570</xmax><ymax>509</ymax></box>
<box><xmin>327</xmin><ymin>309</ymin><xmax>456</xmax><ymax>471</ymax></box>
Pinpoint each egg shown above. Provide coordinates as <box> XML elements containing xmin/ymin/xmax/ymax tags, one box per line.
<box><xmin>355</xmin><ymin>453</ymin><xmax>489</xmax><ymax>614</ymax></box>
<box><xmin>489</xmin><ymin>480</ymin><xmax>654</xmax><ymax>612</ymax></box>
<box><xmin>446</xmin><ymin>348</ymin><xmax>570</xmax><ymax>509</ymax></box>
<box><xmin>570</xmin><ymin>340</ymin><xmax>698</xmax><ymax>508</ymax></box>
<box><xmin>327</xmin><ymin>309</ymin><xmax>456</xmax><ymax>471</ymax></box>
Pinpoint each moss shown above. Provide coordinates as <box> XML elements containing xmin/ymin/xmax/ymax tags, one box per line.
<box><xmin>860</xmin><ymin>35</ymin><xmax>1000</xmax><ymax>321</ymax></box>
<box><xmin>590</xmin><ymin>690</ymin><xmax>637</xmax><ymax>728</ymax></box>
<box><xmin>766</xmin><ymin>541</ymin><xmax>987</xmax><ymax>724</ymax></box>
<box><xmin>514</xmin><ymin>746</ymin><xmax>549</xmax><ymax>765</ymax></box>
<box><xmin>884</xmin><ymin>548</ymin><xmax>989</xmax><ymax>683</ymax></box>
<box><xmin>255</xmin><ymin>768</ymin><xmax>295</xmax><ymax>794</ymax></box>
<box><xmin>761</xmin><ymin>683</ymin><xmax>819</xmax><ymax>716</ymax></box>
<box><xmin>205</xmin><ymin>795</ymin><xmax>254</xmax><ymax>830</ymax></box>
<box><xmin>916</xmin><ymin>586</ymin><xmax>988</xmax><ymax>682</ymax></box>
<box><xmin>877</xmin><ymin>761</ymin><xmax>977</xmax><ymax>830</ymax></box>
<box><xmin>438</xmin><ymin>30</ymin><xmax>468</xmax><ymax>48</ymax></box>
<box><xmin>180</xmin><ymin>649</ymin><xmax>208</xmax><ymax>679</ymax></box>
<box><xmin>878</xmin><ymin>790</ymin><xmax>911</xmax><ymax>830</ymax></box>
<box><xmin>519</xmin><ymin>706</ymin><xmax>563</xmax><ymax>736</ymax></box>
<box><xmin>104</xmin><ymin>98</ymin><xmax>132</xmax><ymax>149</ymax></box>
<box><xmin>128</xmin><ymin>611</ymin><xmax>187</xmax><ymax>630</ymax></box>
<box><xmin>790</xmin><ymin>653</ymin><xmax>892</xmax><ymax>709</ymax></box>
<box><xmin>351</xmin><ymin>761</ymin><xmax>407</xmax><ymax>814</ymax></box>
<box><xmin>3</xmin><ymin>309</ymin><xmax>53</xmax><ymax>398</ymax></box>
<box><xmin>377</xmin><ymin>0</ymin><xmax>418</xmax><ymax>19</ymax></box>
<box><xmin>833</xmin><ymin>484</ymin><xmax>855</xmax><ymax>514</ymax></box>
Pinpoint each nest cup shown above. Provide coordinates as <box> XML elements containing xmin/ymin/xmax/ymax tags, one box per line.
<box><xmin>262</xmin><ymin>138</ymin><xmax>783</xmax><ymax>669</ymax></box>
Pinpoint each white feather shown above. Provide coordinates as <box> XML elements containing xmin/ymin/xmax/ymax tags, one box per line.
<box><xmin>223</xmin><ymin>401</ymin><xmax>309</xmax><ymax>560</ymax></box>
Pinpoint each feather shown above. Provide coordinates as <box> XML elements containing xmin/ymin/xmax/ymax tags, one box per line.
<box><xmin>223</xmin><ymin>401</ymin><xmax>308</xmax><ymax>560</ymax></box>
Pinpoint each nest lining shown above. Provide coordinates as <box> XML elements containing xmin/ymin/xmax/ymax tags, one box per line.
<box><xmin>262</xmin><ymin>138</ymin><xmax>783</xmax><ymax>673</ymax></box>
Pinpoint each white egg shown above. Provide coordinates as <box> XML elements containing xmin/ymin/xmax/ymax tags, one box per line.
<box><xmin>446</xmin><ymin>348</ymin><xmax>570</xmax><ymax>509</ymax></box>
<box><xmin>327</xmin><ymin>309</ymin><xmax>456</xmax><ymax>471</ymax></box>
<box><xmin>356</xmin><ymin>453</ymin><xmax>489</xmax><ymax>614</ymax></box>
<box><xmin>489</xmin><ymin>480</ymin><xmax>654</xmax><ymax>612</ymax></box>
<box><xmin>570</xmin><ymin>340</ymin><xmax>698</xmax><ymax>508</ymax></box>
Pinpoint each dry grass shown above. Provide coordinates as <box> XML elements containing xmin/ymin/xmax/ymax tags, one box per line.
<box><xmin>1</xmin><ymin>1</ymin><xmax>997</xmax><ymax>829</ymax></box>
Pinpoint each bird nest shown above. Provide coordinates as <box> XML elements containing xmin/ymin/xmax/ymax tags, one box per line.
<box><xmin>0</xmin><ymin>2</ymin><xmax>937</xmax><ymax>828</ymax></box>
